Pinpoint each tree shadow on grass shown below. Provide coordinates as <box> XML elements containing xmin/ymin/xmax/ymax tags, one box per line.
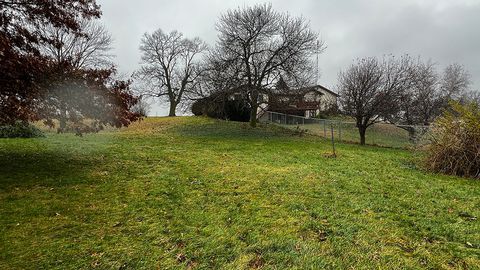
<box><xmin>0</xmin><ymin>150</ymin><xmax>102</xmax><ymax>190</ymax></box>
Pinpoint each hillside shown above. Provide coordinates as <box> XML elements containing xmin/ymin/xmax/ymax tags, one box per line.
<box><xmin>0</xmin><ymin>117</ymin><xmax>479</xmax><ymax>269</ymax></box>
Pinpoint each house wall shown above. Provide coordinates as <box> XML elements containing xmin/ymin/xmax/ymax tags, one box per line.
<box><xmin>303</xmin><ymin>89</ymin><xmax>338</xmax><ymax>117</ymax></box>
<box><xmin>304</xmin><ymin>91</ymin><xmax>322</xmax><ymax>102</ymax></box>
<box><xmin>257</xmin><ymin>101</ymin><xmax>269</xmax><ymax>119</ymax></box>
<box><xmin>316</xmin><ymin>89</ymin><xmax>338</xmax><ymax>111</ymax></box>
<box><xmin>255</xmin><ymin>87</ymin><xmax>338</xmax><ymax>120</ymax></box>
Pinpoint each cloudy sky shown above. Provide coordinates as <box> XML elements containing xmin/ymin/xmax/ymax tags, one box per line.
<box><xmin>97</xmin><ymin>0</ymin><xmax>480</xmax><ymax>116</ymax></box>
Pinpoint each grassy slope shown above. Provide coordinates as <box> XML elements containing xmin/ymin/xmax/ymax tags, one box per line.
<box><xmin>0</xmin><ymin>117</ymin><xmax>479</xmax><ymax>269</ymax></box>
<box><xmin>280</xmin><ymin>122</ymin><xmax>414</xmax><ymax>149</ymax></box>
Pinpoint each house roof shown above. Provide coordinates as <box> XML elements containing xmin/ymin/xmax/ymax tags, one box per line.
<box><xmin>299</xmin><ymin>85</ymin><xmax>339</xmax><ymax>97</ymax></box>
<box><xmin>273</xmin><ymin>84</ymin><xmax>339</xmax><ymax>98</ymax></box>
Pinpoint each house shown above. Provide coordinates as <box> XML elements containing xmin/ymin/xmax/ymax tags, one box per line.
<box><xmin>194</xmin><ymin>83</ymin><xmax>339</xmax><ymax>122</ymax></box>
<box><xmin>258</xmin><ymin>85</ymin><xmax>339</xmax><ymax>119</ymax></box>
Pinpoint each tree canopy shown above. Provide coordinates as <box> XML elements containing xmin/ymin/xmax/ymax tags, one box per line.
<box><xmin>206</xmin><ymin>3</ymin><xmax>323</xmax><ymax>127</ymax></box>
<box><xmin>136</xmin><ymin>29</ymin><xmax>206</xmax><ymax>116</ymax></box>
<box><xmin>0</xmin><ymin>0</ymin><xmax>140</xmax><ymax>131</ymax></box>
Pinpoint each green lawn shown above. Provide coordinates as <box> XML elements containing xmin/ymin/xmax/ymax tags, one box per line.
<box><xmin>278</xmin><ymin>122</ymin><xmax>415</xmax><ymax>149</ymax></box>
<box><xmin>0</xmin><ymin>117</ymin><xmax>479</xmax><ymax>269</ymax></box>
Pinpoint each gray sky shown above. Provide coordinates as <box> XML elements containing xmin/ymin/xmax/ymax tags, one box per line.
<box><xmin>97</xmin><ymin>0</ymin><xmax>480</xmax><ymax>116</ymax></box>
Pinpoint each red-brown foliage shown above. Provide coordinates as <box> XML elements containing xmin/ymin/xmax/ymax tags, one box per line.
<box><xmin>0</xmin><ymin>1</ymin><xmax>140</xmax><ymax>130</ymax></box>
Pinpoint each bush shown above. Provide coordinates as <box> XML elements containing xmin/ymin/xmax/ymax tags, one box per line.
<box><xmin>0</xmin><ymin>121</ymin><xmax>44</xmax><ymax>138</ymax></box>
<box><xmin>423</xmin><ymin>102</ymin><xmax>480</xmax><ymax>178</ymax></box>
<box><xmin>315</xmin><ymin>103</ymin><xmax>340</xmax><ymax>119</ymax></box>
<box><xmin>192</xmin><ymin>95</ymin><xmax>251</xmax><ymax>122</ymax></box>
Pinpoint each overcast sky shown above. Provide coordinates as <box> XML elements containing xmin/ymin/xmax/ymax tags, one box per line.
<box><xmin>97</xmin><ymin>0</ymin><xmax>480</xmax><ymax>116</ymax></box>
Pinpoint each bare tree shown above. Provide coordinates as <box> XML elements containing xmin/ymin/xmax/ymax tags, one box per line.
<box><xmin>386</xmin><ymin>59</ymin><xmax>444</xmax><ymax>141</ymax></box>
<box><xmin>40</xmin><ymin>19</ymin><xmax>114</xmax><ymax>69</ymax></box>
<box><xmin>441</xmin><ymin>63</ymin><xmax>471</xmax><ymax>101</ymax></box>
<box><xmin>397</xmin><ymin>62</ymin><xmax>472</xmax><ymax>124</ymax></box>
<box><xmin>338</xmin><ymin>55</ymin><xmax>416</xmax><ymax>145</ymax></box>
<box><xmin>131</xmin><ymin>96</ymin><xmax>151</xmax><ymax>117</ymax></box>
<box><xmin>465</xmin><ymin>90</ymin><xmax>480</xmax><ymax>106</ymax></box>
<box><xmin>210</xmin><ymin>3</ymin><xmax>323</xmax><ymax>127</ymax></box>
<box><xmin>137</xmin><ymin>29</ymin><xmax>206</xmax><ymax>116</ymax></box>
<box><xmin>342</xmin><ymin>58</ymin><xmax>474</xmax><ymax>144</ymax></box>
<box><xmin>396</xmin><ymin>60</ymin><xmax>441</xmax><ymax>125</ymax></box>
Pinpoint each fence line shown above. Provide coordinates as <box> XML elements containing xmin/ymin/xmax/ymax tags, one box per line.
<box><xmin>262</xmin><ymin>111</ymin><xmax>429</xmax><ymax>149</ymax></box>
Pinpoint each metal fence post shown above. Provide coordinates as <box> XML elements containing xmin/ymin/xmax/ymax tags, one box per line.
<box><xmin>323</xmin><ymin>120</ymin><xmax>326</xmax><ymax>137</ymax></box>
<box><xmin>339</xmin><ymin>121</ymin><xmax>342</xmax><ymax>142</ymax></box>
<box><xmin>331</xmin><ymin>123</ymin><xmax>336</xmax><ymax>157</ymax></box>
<box><xmin>372</xmin><ymin>124</ymin><xmax>375</xmax><ymax>145</ymax></box>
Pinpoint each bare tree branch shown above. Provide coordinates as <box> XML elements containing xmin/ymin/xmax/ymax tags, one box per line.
<box><xmin>39</xmin><ymin>19</ymin><xmax>114</xmax><ymax>69</ymax></box>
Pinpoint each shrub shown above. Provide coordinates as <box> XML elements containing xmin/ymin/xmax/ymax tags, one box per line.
<box><xmin>315</xmin><ymin>103</ymin><xmax>340</xmax><ymax>119</ymax></box>
<box><xmin>423</xmin><ymin>102</ymin><xmax>480</xmax><ymax>178</ymax></box>
<box><xmin>191</xmin><ymin>95</ymin><xmax>251</xmax><ymax>122</ymax></box>
<box><xmin>0</xmin><ymin>121</ymin><xmax>44</xmax><ymax>138</ymax></box>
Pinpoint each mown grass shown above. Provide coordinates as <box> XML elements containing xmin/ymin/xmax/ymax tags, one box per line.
<box><xmin>0</xmin><ymin>117</ymin><xmax>479</xmax><ymax>269</ymax></box>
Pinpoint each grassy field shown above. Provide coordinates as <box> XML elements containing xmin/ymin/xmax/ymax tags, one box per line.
<box><xmin>277</xmin><ymin>121</ymin><xmax>415</xmax><ymax>149</ymax></box>
<box><xmin>0</xmin><ymin>117</ymin><xmax>479</xmax><ymax>269</ymax></box>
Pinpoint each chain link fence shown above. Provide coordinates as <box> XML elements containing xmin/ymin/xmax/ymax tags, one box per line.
<box><xmin>263</xmin><ymin>111</ymin><xmax>429</xmax><ymax>148</ymax></box>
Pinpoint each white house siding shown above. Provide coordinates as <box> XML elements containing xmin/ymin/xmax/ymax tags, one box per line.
<box><xmin>303</xmin><ymin>88</ymin><xmax>338</xmax><ymax>117</ymax></box>
<box><xmin>316</xmin><ymin>88</ymin><xmax>338</xmax><ymax>111</ymax></box>
<box><xmin>256</xmin><ymin>85</ymin><xmax>338</xmax><ymax>120</ymax></box>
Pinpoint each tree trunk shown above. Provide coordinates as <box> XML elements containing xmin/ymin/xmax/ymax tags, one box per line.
<box><xmin>407</xmin><ymin>126</ymin><xmax>416</xmax><ymax>142</ymax></box>
<box><xmin>168</xmin><ymin>101</ymin><xmax>177</xmax><ymax>117</ymax></box>
<box><xmin>59</xmin><ymin>117</ymin><xmax>66</xmax><ymax>133</ymax></box>
<box><xmin>359</xmin><ymin>126</ymin><xmax>367</xmax><ymax>145</ymax></box>
<box><xmin>249</xmin><ymin>103</ymin><xmax>258</xmax><ymax>127</ymax></box>
<box><xmin>249</xmin><ymin>90</ymin><xmax>259</xmax><ymax>128</ymax></box>
<box><xmin>58</xmin><ymin>108</ymin><xmax>67</xmax><ymax>133</ymax></box>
